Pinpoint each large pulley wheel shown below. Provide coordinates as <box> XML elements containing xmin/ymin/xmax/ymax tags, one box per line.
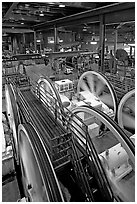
<box><xmin>117</xmin><ymin>89</ymin><xmax>135</xmax><ymax>134</ymax></box>
<box><xmin>71</xmin><ymin>106</ymin><xmax>135</xmax><ymax>202</ymax></box>
<box><xmin>77</xmin><ymin>71</ymin><xmax>118</xmax><ymax>119</ymax></box>
<box><xmin>18</xmin><ymin>123</ymin><xmax>64</xmax><ymax>202</ymax></box>
<box><xmin>5</xmin><ymin>83</ymin><xmax>20</xmax><ymax>160</ymax></box>
<box><xmin>71</xmin><ymin>105</ymin><xmax>134</xmax><ymax>156</ymax></box>
<box><xmin>36</xmin><ymin>76</ymin><xmax>64</xmax><ymax>118</ymax></box>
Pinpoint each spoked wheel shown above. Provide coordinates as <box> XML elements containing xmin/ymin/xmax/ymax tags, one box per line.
<box><xmin>18</xmin><ymin>123</ymin><xmax>64</xmax><ymax>202</ymax></box>
<box><xmin>36</xmin><ymin>76</ymin><xmax>64</xmax><ymax>119</ymax></box>
<box><xmin>71</xmin><ymin>106</ymin><xmax>135</xmax><ymax>202</ymax></box>
<box><xmin>5</xmin><ymin>83</ymin><xmax>20</xmax><ymax>161</ymax></box>
<box><xmin>117</xmin><ymin>89</ymin><xmax>135</xmax><ymax>134</ymax></box>
<box><xmin>77</xmin><ymin>71</ymin><xmax>118</xmax><ymax>119</ymax></box>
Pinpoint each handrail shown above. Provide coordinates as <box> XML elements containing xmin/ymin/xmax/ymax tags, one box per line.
<box><xmin>29</xmin><ymin>80</ymin><xmax>99</xmax><ymax>200</ymax></box>
<box><xmin>10</xmin><ymin>79</ymin><xmax>114</xmax><ymax>201</ymax></box>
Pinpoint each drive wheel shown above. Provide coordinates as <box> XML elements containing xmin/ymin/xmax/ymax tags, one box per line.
<box><xmin>117</xmin><ymin>89</ymin><xmax>135</xmax><ymax>134</ymax></box>
<box><xmin>18</xmin><ymin>123</ymin><xmax>64</xmax><ymax>201</ymax></box>
<box><xmin>5</xmin><ymin>83</ymin><xmax>20</xmax><ymax>161</ymax></box>
<box><xmin>77</xmin><ymin>71</ymin><xmax>118</xmax><ymax>119</ymax></box>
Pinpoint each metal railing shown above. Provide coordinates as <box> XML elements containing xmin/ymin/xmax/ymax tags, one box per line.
<box><xmin>9</xmin><ymin>78</ymin><xmax>114</xmax><ymax>201</ymax></box>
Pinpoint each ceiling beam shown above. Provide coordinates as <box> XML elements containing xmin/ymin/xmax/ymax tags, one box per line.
<box><xmin>32</xmin><ymin>2</ymin><xmax>135</xmax><ymax>31</ymax></box>
<box><xmin>2</xmin><ymin>23</ymin><xmax>27</xmax><ymax>28</ymax></box>
<box><xmin>2</xmin><ymin>28</ymin><xmax>34</xmax><ymax>34</ymax></box>
<box><xmin>105</xmin><ymin>8</ymin><xmax>135</xmax><ymax>25</ymax></box>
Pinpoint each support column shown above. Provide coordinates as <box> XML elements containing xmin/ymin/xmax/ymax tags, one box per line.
<box><xmin>22</xmin><ymin>33</ymin><xmax>25</xmax><ymax>53</ymax></box>
<box><xmin>34</xmin><ymin>31</ymin><xmax>37</xmax><ymax>53</ymax></box>
<box><xmin>114</xmin><ymin>29</ymin><xmax>118</xmax><ymax>73</ymax></box>
<box><xmin>54</xmin><ymin>26</ymin><xmax>58</xmax><ymax>52</ymax></box>
<box><xmin>99</xmin><ymin>15</ymin><xmax>105</xmax><ymax>73</ymax></box>
<box><xmin>13</xmin><ymin>36</ymin><xmax>18</xmax><ymax>54</ymax></box>
<box><xmin>130</xmin><ymin>46</ymin><xmax>132</xmax><ymax>56</ymax></box>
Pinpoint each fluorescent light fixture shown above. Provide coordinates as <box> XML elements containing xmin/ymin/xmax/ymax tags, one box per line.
<box><xmin>21</xmin><ymin>22</ymin><xmax>24</xmax><ymax>24</ymax></box>
<box><xmin>90</xmin><ymin>41</ymin><xmax>97</xmax><ymax>45</ymax></box>
<box><xmin>25</xmin><ymin>4</ymin><xmax>30</xmax><ymax>8</ymax></box>
<box><xmin>128</xmin><ymin>43</ymin><xmax>135</xmax><ymax>47</ymax></box>
<box><xmin>49</xmin><ymin>40</ymin><xmax>54</xmax><ymax>43</ymax></box>
<box><xmin>90</xmin><ymin>38</ymin><xmax>97</xmax><ymax>44</ymax></box>
<box><xmin>59</xmin><ymin>4</ymin><xmax>65</xmax><ymax>7</ymax></box>
<box><xmin>59</xmin><ymin>39</ymin><xmax>63</xmax><ymax>42</ymax></box>
<box><xmin>37</xmin><ymin>40</ymin><xmax>41</xmax><ymax>43</ymax></box>
<box><xmin>39</xmin><ymin>13</ymin><xmax>44</xmax><ymax>16</ymax></box>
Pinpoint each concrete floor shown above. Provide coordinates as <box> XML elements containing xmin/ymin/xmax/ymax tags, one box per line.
<box><xmin>2</xmin><ymin>177</ymin><xmax>21</xmax><ymax>202</ymax></box>
<box><xmin>25</xmin><ymin>63</ymin><xmax>79</xmax><ymax>83</ymax></box>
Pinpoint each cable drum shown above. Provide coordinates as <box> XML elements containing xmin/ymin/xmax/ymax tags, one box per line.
<box><xmin>5</xmin><ymin>83</ymin><xmax>20</xmax><ymax>161</ymax></box>
<box><xmin>117</xmin><ymin>89</ymin><xmax>135</xmax><ymax>134</ymax></box>
<box><xmin>18</xmin><ymin>123</ymin><xmax>64</xmax><ymax>202</ymax></box>
<box><xmin>71</xmin><ymin>105</ymin><xmax>135</xmax><ymax>202</ymax></box>
<box><xmin>77</xmin><ymin>71</ymin><xmax>118</xmax><ymax>120</ymax></box>
<box><xmin>36</xmin><ymin>76</ymin><xmax>64</xmax><ymax>120</ymax></box>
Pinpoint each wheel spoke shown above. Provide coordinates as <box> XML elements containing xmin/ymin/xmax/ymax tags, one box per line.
<box><xmin>99</xmin><ymin>93</ymin><xmax>114</xmax><ymax>108</ymax></box>
<box><xmin>125</xmin><ymin>100</ymin><xmax>135</xmax><ymax>114</ymax></box>
<box><xmin>86</xmin><ymin>74</ymin><xmax>95</xmax><ymax>93</ymax></box>
<box><xmin>117</xmin><ymin>89</ymin><xmax>135</xmax><ymax>133</ymax></box>
<box><xmin>95</xmin><ymin>79</ymin><xmax>106</xmax><ymax>96</ymax></box>
<box><xmin>122</xmin><ymin>113</ymin><xmax>135</xmax><ymax>130</ymax></box>
<box><xmin>77</xmin><ymin>71</ymin><xmax>117</xmax><ymax>119</ymax></box>
<box><xmin>36</xmin><ymin>77</ymin><xmax>64</xmax><ymax>122</ymax></box>
<box><xmin>80</xmin><ymin>78</ymin><xmax>90</xmax><ymax>92</ymax></box>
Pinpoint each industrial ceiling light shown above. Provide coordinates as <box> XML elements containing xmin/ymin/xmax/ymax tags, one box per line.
<box><xmin>39</xmin><ymin>13</ymin><xmax>44</xmax><ymax>16</ymax></box>
<box><xmin>90</xmin><ymin>38</ymin><xmax>97</xmax><ymax>44</ymax></box>
<box><xmin>39</xmin><ymin>11</ymin><xmax>44</xmax><ymax>16</ymax></box>
<box><xmin>48</xmin><ymin>2</ymin><xmax>55</xmax><ymax>4</ymax></box>
<box><xmin>59</xmin><ymin>4</ymin><xmax>65</xmax><ymax>7</ymax></box>
<box><xmin>128</xmin><ymin>43</ymin><xmax>135</xmax><ymax>47</ymax></box>
<box><xmin>25</xmin><ymin>4</ymin><xmax>30</xmax><ymax>8</ymax></box>
<box><xmin>83</xmin><ymin>28</ymin><xmax>87</xmax><ymax>31</ymax></box>
<box><xmin>59</xmin><ymin>39</ymin><xmax>63</xmax><ymax>42</ymax></box>
<box><xmin>90</xmin><ymin>41</ymin><xmax>97</xmax><ymax>45</ymax></box>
